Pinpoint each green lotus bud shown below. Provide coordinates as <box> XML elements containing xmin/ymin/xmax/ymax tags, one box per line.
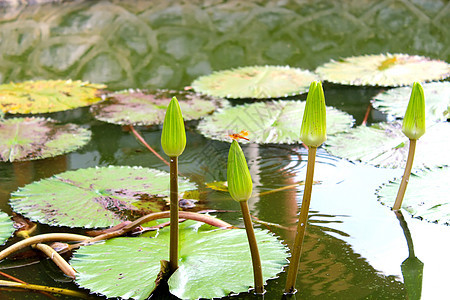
<box><xmin>300</xmin><ymin>81</ymin><xmax>327</xmax><ymax>147</ymax></box>
<box><xmin>402</xmin><ymin>82</ymin><xmax>426</xmax><ymax>140</ymax></box>
<box><xmin>161</xmin><ymin>97</ymin><xmax>186</xmax><ymax>157</ymax></box>
<box><xmin>227</xmin><ymin>140</ymin><xmax>253</xmax><ymax>202</ymax></box>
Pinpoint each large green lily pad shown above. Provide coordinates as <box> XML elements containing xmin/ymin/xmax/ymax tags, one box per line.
<box><xmin>372</xmin><ymin>82</ymin><xmax>450</xmax><ymax>122</ymax></box>
<box><xmin>324</xmin><ymin>122</ymin><xmax>450</xmax><ymax>169</ymax></box>
<box><xmin>192</xmin><ymin>65</ymin><xmax>319</xmax><ymax>99</ymax></box>
<box><xmin>0</xmin><ymin>80</ymin><xmax>106</xmax><ymax>114</ymax></box>
<box><xmin>10</xmin><ymin>166</ymin><xmax>197</xmax><ymax>228</ymax></box>
<box><xmin>315</xmin><ymin>53</ymin><xmax>449</xmax><ymax>87</ymax></box>
<box><xmin>71</xmin><ymin>220</ymin><xmax>288</xmax><ymax>300</ymax></box>
<box><xmin>0</xmin><ymin>117</ymin><xmax>91</xmax><ymax>162</ymax></box>
<box><xmin>90</xmin><ymin>89</ymin><xmax>229</xmax><ymax>126</ymax></box>
<box><xmin>0</xmin><ymin>211</ymin><xmax>14</xmax><ymax>245</ymax></box>
<box><xmin>377</xmin><ymin>167</ymin><xmax>450</xmax><ymax>225</ymax></box>
<box><xmin>197</xmin><ymin>100</ymin><xmax>354</xmax><ymax>144</ymax></box>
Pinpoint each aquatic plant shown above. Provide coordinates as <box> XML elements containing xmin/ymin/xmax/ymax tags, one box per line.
<box><xmin>285</xmin><ymin>81</ymin><xmax>326</xmax><ymax>294</ymax></box>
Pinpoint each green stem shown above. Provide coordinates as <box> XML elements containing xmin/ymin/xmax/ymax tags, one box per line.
<box><xmin>284</xmin><ymin>146</ymin><xmax>317</xmax><ymax>294</ymax></box>
<box><xmin>169</xmin><ymin>156</ymin><xmax>179</xmax><ymax>272</ymax></box>
<box><xmin>240</xmin><ymin>201</ymin><xmax>264</xmax><ymax>294</ymax></box>
<box><xmin>393</xmin><ymin>139</ymin><xmax>416</xmax><ymax>211</ymax></box>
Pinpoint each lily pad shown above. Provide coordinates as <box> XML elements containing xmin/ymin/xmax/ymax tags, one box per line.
<box><xmin>0</xmin><ymin>80</ymin><xmax>106</xmax><ymax>114</ymax></box>
<box><xmin>315</xmin><ymin>53</ymin><xmax>449</xmax><ymax>87</ymax></box>
<box><xmin>71</xmin><ymin>220</ymin><xmax>288</xmax><ymax>300</ymax></box>
<box><xmin>191</xmin><ymin>65</ymin><xmax>319</xmax><ymax>99</ymax></box>
<box><xmin>197</xmin><ymin>100</ymin><xmax>354</xmax><ymax>144</ymax></box>
<box><xmin>90</xmin><ymin>89</ymin><xmax>229</xmax><ymax>126</ymax></box>
<box><xmin>9</xmin><ymin>166</ymin><xmax>197</xmax><ymax>228</ymax></box>
<box><xmin>372</xmin><ymin>82</ymin><xmax>450</xmax><ymax>122</ymax></box>
<box><xmin>0</xmin><ymin>211</ymin><xmax>14</xmax><ymax>245</ymax></box>
<box><xmin>377</xmin><ymin>167</ymin><xmax>450</xmax><ymax>225</ymax></box>
<box><xmin>324</xmin><ymin>122</ymin><xmax>450</xmax><ymax>169</ymax></box>
<box><xmin>0</xmin><ymin>117</ymin><xmax>91</xmax><ymax>162</ymax></box>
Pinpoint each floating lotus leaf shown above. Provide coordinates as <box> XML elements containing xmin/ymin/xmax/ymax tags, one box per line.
<box><xmin>192</xmin><ymin>65</ymin><xmax>319</xmax><ymax>99</ymax></box>
<box><xmin>377</xmin><ymin>167</ymin><xmax>450</xmax><ymax>225</ymax></box>
<box><xmin>0</xmin><ymin>211</ymin><xmax>14</xmax><ymax>245</ymax></box>
<box><xmin>372</xmin><ymin>82</ymin><xmax>450</xmax><ymax>122</ymax></box>
<box><xmin>197</xmin><ymin>100</ymin><xmax>354</xmax><ymax>144</ymax></box>
<box><xmin>316</xmin><ymin>53</ymin><xmax>449</xmax><ymax>87</ymax></box>
<box><xmin>0</xmin><ymin>80</ymin><xmax>106</xmax><ymax>114</ymax></box>
<box><xmin>0</xmin><ymin>117</ymin><xmax>91</xmax><ymax>162</ymax></box>
<box><xmin>10</xmin><ymin>166</ymin><xmax>197</xmax><ymax>228</ymax></box>
<box><xmin>90</xmin><ymin>89</ymin><xmax>229</xmax><ymax>126</ymax></box>
<box><xmin>71</xmin><ymin>220</ymin><xmax>288</xmax><ymax>300</ymax></box>
<box><xmin>324</xmin><ymin>122</ymin><xmax>450</xmax><ymax>169</ymax></box>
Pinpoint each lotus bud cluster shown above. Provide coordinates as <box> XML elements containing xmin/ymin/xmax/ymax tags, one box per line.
<box><xmin>402</xmin><ymin>82</ymin><xmax>426</xmax><ymax>140</ymax></box>
<box><xmin>161</xmin><ymin>97</ymin><xmax>186</xmax><ymax>157</ymax></box>
<box><xmin>227</xmin><ymin>140</ymin><xmax>253</xmax><ymax>202</ymax></box>
<box><xmin>300</xmin><ymin>81</ymin><xmax>327</xmax><ymax>147</ymax></box>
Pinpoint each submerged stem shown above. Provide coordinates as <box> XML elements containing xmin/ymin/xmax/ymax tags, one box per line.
<box><xmin>284</xmin><ymin>146</ymin><xmax>317</xmax><ymax>294</ymax></box>
<box><xmin>129</xmin><ymin>124</ymin><xmax>170</xmax><ymax>167</ymax></box>
<box><xmin>169</xmin><ymin>156</ymin><xmax>179</xmax><ymax>272</ymax></box>
<box><xmin>240</xmin><ymin>201</ymin><xmax>264</xmax><ymax>295</ymax></box>
<box><xmin>393</xmin><ymin>139</ymin><xmax>416</xmax><ymax>211</ymax></box>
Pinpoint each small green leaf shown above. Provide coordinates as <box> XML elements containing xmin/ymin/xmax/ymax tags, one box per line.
<box><xmin>70</xmin><ymin>220</ymin><xmax>288</xmax><ymax>300</ymax></box>
<box><xmin>0</xmin><ymin>117</ymin><xmax>91</xmax><ymax>162</ymax></box>
<box><xmin>161</xmin><ymin>97</ymin><xmax>186</xmax><ymax>157</ymax></box>
<box><xmin>402</xmin><ymin>82</ymin><xmax>426</xmax><ymax>140</ymax></box>
<box><xmin>0</xmin><ymin>211</ymin><xmax>14</xmax><ymax>245</ymax></box>
<box><xmin>0</xmin><ymin>80</ymin><xmax>106</xmax><ymax>114</ymax></box>
<box><xmin>300</xmin><ymin>81</ymin><xmax>327</xmax><ymax>147</ymax></box>
<box><xmin>377</xmin><ymin>167</ymin><xmax>450</xmax><ymax>225</ymax></box>
<box><xmin>10</xmin><ymin>166</ymin><xmax>197</xmax><ymax>228</ymax></box>
<box><xmin>227</xmin><ymin>140</ymin><xmax>253</xmax><ymax>202</ymax></box>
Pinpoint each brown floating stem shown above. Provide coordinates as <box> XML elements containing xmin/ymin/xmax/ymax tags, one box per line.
<box><xmin>393</xmin><ymin>139</ymin><xmax>416</xmax><ymax>211</ymax></box>
<box><xmin>169</xmin><ymin>156</ymin><xmax>179</xmax><ymax>272</ymax></box>
<box><xmin>32</xmin><ymin>244</ymin><xmax>76</xmax><ymax>279</ymax></box>
<box><xmin>284</xmin><ymin>146</ymin><xmax>317</xmax><ymax>294</ymax></box>
<box><xmin>129</xmin><ymin>124</ymin><xmax>170</xmax><ymax>167</ymax></box>
<box><xmin>240</xmin><ymin>201</ymin><xmax>264</xmax><ymax>295</ymax></box>
<box><xmin>0</xmin><ymin>280</ymin><xmax>89</xmax><ymax>299</ymax></box>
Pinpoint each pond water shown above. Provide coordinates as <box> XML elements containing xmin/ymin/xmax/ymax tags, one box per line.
<box><xmin>0</xmin><ymin>0</ymin><xmax>449</xmax><ymax>299</ymax></box>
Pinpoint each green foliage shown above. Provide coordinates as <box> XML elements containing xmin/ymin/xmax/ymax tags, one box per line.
<box><xmin>0</xmin><ymin>80</ymin><xmax>106</xmax><ymax>114</ymax></box>
<box><xmin>10</xmin><ymin>166</ymin><xmax>197</xmax><ymax>228</ymax></box>
<box><xmin>71</xmin><ymin>220</ymin><xmax>288</xmax><ymax>300</ymax></box>
<box><xmin>0</xmin><ymin>117</ymin><xmax>91</xmax><ymax>162</ymax></box>
<box><xmin>0</xmin><ymin>211</ymin><xmax>14</xmax><ymax>245</ymax></box>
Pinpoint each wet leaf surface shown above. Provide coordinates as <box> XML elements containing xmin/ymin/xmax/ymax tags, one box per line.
<box><xmin>192</xmin><ymin>65</ymin><xmax>319</xmax><ymax>99</ymax></box>
<box><xmin>0</xmin><ymin>211</ymin><xmax>14</xmax><ymax>245</ymax></box>
<box><xmin>316</xmin><ymin>53</ymin><xmax>449</xmax><ymax>87</ymax></box>
<box><xmin>10</xmin><ymin>166</ymin><xmax>197</xmax><ymax>228</ymax></box>
<box><xmin>71</xmin><ymin>220</ymin><xmax>288</xmax><ymax>300</ymax></box>
<box><xmin>372</xmin><ymin>82</ymin><xmax>450</xmax><ymax>122</ymax></box>
<box><xmin>90</xmin><ymin>89</ymin><xmax>229</xmax><ymax>126</ymax></box>
<box><xmin>0</xmin><ymin>80</ymin><xmax>106</xmax><ymax>114</ymax></box>
<box><xmin>324</xmin><ymin>122</ymin><xmax>450</xmax><ymax>169</ymax></box>
<box><xmin>377</xmin><ymin>167</ymin><xmax>450</xmax><ymax>225</ymax></box>
<box><xmin>0</xmin><ymin>117</ymin><xmax>91</xmax><ymax>162</ymax></box>
<box><xmin>197</xmin><ymin>100</ymin><xmax>354</xmax><ymax>144</ymax></box>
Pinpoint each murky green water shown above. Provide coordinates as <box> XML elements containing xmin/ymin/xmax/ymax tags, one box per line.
<box><xmin>0</xmin><ymin>0</ymin><xmax>449</xmax><ymax>299</ymax></box>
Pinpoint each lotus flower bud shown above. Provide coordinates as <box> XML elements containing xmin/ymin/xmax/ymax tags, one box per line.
<box><xmin>402</xmin><ymin>82</ymin><xmax>426</xmax><ymax>140</ymax></box>
<box><xmin>227</xmin><ymin>140</ymin><xmax>253</xmax><ymax>202</ymax></box>
<box><xmin>300</xmin><ymin>81</ymin><xmax>327</xmax><ymax>147</ymax></box>
<box><xmin>161</xmin><ymin>97</ymin><xmax>186</xmax><ymax>157</ymax></box>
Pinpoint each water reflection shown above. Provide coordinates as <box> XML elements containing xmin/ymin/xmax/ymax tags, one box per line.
<box><xmin>395</xmin><ymin>210</ymin><xmax>424</xmax><ymax>300</ymax></box>
<box><xmin>0</xmin><ymin>0</ymin><xmax>448</xmax><ymax>90</ymax></box>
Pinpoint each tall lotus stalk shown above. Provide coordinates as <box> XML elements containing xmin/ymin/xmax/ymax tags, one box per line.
<box><xmin>393</xmin><ymin>82</ymin><xmax>425</xmax><ymax>211</ymax></box>
<box><xmin>227</xmin><ymin>139</ymin><xmax>264</xmax><ymax>294</ymax></box>
<box><xmin>284</xmin><ymin>81</ymin><xmax>326</xmax><ymax>294</ymax></box>
<box><xmin>161</xmin><ymin>96</ymin><xmax>186</xmax><ymax>272</ymax></box>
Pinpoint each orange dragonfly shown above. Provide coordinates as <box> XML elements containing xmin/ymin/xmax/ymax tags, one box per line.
<box><xmin>228</xmin><ymin>130</ymin><xmax>250</xmax><ymax>141</ymax></box>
